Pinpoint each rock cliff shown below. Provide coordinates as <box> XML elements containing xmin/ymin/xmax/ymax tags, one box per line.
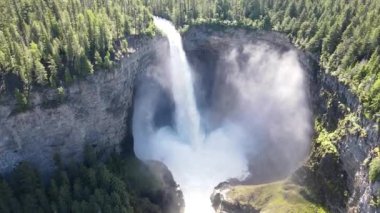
<box><xmin>181</xmin><ymin>25</ymin><xmax>379</xmax><ymax>212</ymax></box>
<box><xmin>0</xmin><ymin>36</ymin><xmax>165</xmax><ymax>174</ymax></box>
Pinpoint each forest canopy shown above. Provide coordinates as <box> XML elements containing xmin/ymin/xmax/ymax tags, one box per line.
<box><xmin>0</xmin><ymin>147</ymin><xmax>181</xmax><ymax>213</ymax></box>
<box><xmin>0</xmin><ymin>0</ymin><xmax>379</xmax><ymax>117</ymax></box>
<box><xmin>0</xmin><ymin>0</ymin><xmax>153</xmax><ymax>93</ymax></box>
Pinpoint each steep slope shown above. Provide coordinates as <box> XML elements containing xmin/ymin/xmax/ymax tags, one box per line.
<box><xmin>0</xmin><ymin>37</ymin><xmax>164</xmax><ymax>174</ymax></box>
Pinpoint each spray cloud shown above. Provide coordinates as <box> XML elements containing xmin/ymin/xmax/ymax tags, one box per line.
<box><xmin>133</xmin><ymin>18</ymin><xmax>311</xmax><ymax>212</ymax></box>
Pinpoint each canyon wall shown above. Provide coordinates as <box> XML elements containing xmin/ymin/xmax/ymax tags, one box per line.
<box><xmin>0</xmin><ymin>36</ymin><xmax>164</xmax><ymax>174</ymax></box>
<box><xmin>181</xmin><ymin>25</ymin><xmax>379</xmax><ymax>212</ymax></box>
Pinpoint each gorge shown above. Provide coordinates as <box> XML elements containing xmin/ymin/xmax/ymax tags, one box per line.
<box><xmin>133</xmin><ymin>17</ymin><xmax>311</xmax><ymax>213</ymax></box>
<box><xmin>0</xmin><ymin>22</ymin><xmax>379</xmax><ymax>213</ymax></box>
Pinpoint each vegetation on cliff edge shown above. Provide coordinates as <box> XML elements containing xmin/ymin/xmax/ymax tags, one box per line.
<box><xmin>369</xmin><ymin>157</ymin><xmax>380</xmax><ymax>183</ymax></box>
<box><xmin>227</xmin><ymin>181</ymin><xmax>326</xmax><ymax>212</ymax></box>
<box><xmin>1</xmin><ymin>0</ymin><xmax>379</xmax><ymax>118</ymax></box>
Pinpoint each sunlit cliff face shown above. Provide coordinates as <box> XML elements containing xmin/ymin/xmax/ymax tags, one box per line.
<box><xmin>133</xmin><ymin>18</ymin><xmax>312</xmax><ymax>212</ymax></box>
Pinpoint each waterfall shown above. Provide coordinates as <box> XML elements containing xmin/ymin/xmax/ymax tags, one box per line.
<box><xmin>153</xmin><ymin>17</ymin><xmax>204</xmax><ymax>147</ymax></box>
<box><xmin>133</xmin><ymin>17</ymin><xmax>311</xmax><ymax>213</ymax></box>
<box><xmin>151</xmin><ymin>17</ymin><xmax>218</xmax><ymax>213</ymax></box>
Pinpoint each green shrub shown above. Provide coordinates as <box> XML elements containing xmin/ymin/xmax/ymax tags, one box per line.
<box><xmin>14</xmin><ymin>89</ymin><xmax>28</xmax><ymax>112</ymax></box>
<box><xmin>369</xmin><ymin>157</ymin><xmax>380</xmax><ymax>183</ymax></box>
<box><xmin>57</xmin><ymin>87</ymin><xmax>65</xmax><ymax>100</ymax></box>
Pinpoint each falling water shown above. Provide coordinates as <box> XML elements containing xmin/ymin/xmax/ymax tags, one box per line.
<box><xmin>151</xmin><ymin>17</ymin><xmax>218</xmax><ymax>212</ymax></box>
<box><xmin>133</xmin><ymin>17</ymin><xmax>249</xmax><ymax>212</ymax></box>
<box><xmin>154</xmin><ymin>17</ymin><xmax>204</xmax><ymax>147</ymax></box>
<box><xmin>133</xmin><ymin>17</ymin><xmax>311</xmax><ymax>213</ymax></box>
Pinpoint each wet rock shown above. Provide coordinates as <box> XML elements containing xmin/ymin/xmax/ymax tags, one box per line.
<box><xmin>146</xmin><ymin>161</ymin><xmax>185</xmax><ymax>213</ymax></box>
<box><xmin>211</xmin><ymin>182</ymin><xmax>259</xmax><ymax>213</ymax></box>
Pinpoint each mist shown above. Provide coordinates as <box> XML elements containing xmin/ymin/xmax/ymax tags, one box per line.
<box><xmin>133</xmin><ymin>18</ymin><xmax>312</xmax><ymax>213</ymax></box>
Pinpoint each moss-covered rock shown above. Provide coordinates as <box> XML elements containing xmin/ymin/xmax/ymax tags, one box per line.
<box><xmin>214</xmin><ymin>181</ymin><xmax>326</xmax><ymax>213</ymax></box>
<box><xmin>369</xmin><ymin>157</ymin><xmax>380</xmax><ymax>183</ymax></box>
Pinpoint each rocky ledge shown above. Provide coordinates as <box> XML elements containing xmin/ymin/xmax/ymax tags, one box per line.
<box><xmin>146</xmin><ymin>161</ymin><xmax>185</xmax><ymax>213</ymax></box>
<box><xmin>211</xmin><ymin>182</ymin><xmax>259</xmax><ymax>213</ymax></box>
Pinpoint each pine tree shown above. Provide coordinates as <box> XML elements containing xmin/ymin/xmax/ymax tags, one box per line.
<box><xmin>94</xmin><ymin>51</ymin><xmax>103</xmax><ymax>68</ymax></box>
<box><xmin>286</xmin><ymin>2</ymin><xmax>297</xmax><ymax>18</ymax></box>
<box><xmin>103</xmin><ymin>51</ymin><xmax>112</xmax><ymax>69</ymax></box>
<box><xmin>262</xmin><ymin>16</ymin><xmax>272</xmax><ymax>30</ymax></box>
<box><xmin>15</xmin><ymin>89</ymin><xmax>28</xmax><ymax>111</ymax></box>
<box><xmin>47</xmin><ymin>56</ymin><xmax>57</xmax><ymax>87</ymax></box>
<box><xmin>216</xmin><ymin>0</ymin><xmax>232</xmax><ymax>20</ymax></box>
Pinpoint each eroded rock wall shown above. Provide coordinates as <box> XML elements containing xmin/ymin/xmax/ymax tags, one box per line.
<box><xmin>182</xmin><ymin>25</ymin><xmax>379</xmax><ymax>212</ymax></box>
<box><xmin>0</xmin><ymin>37</ymin><xmax>164</xmax><ymax>174</ymax></box>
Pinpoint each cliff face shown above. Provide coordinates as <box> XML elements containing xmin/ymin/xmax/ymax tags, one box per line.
<box><xmin>181</xmin><ymin>25</ymin><xmax>379</xmax><ymax>212</ymax></box>
<box><xmin>298</xmin><ymin>37</ymin><xmax>379</xmax><ymax>213</ymax></box>
<box><xmin>0</xmin><ymin>36</ymin><xmax>164</xmax><ymax>174</ymax></box>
